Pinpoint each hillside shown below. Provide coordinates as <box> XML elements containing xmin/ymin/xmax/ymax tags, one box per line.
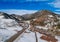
<box><xmin>22</xmin><ymin>10</ymin><xmax>59</xmax><ymax>20</ymax></box>
<box><xmin>0</xmin><ymin>10</ymin><xmax>60</xmax><ymax>42</ymax></box>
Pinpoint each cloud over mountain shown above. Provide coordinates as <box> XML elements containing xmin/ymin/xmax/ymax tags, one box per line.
<box><xmin>0</xmin><ymin>9</ymin><xmax>37</xmax><ymax>15</ymax></box>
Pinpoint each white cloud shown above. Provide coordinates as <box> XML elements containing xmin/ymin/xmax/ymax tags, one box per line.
<box><xmin>54</xmin><ymin>12</ymin><xmax>60</xmax><ymax>14</ymax></box>
<box><xmin>48</xmin><ymin>0</ymin><xmax>60</xmax><ymax>14</ymax></box>
<box><xmin>55</xmin><ymin>10</ymin><xmax>60</xmax><ymax>11</ymax></box>
<box><xmin>53</xmin><ymin>9</ymin><xmax>60</xmax><ymax>14</ymax></box>
<box><xmin>0</xmin><ymin>9</ymin><xmax>37</xmax><ymax>15</ymax></box>
<box><xmin>48</xmin><ymin>0</ymin><xmax>60</xmax><ymax>8</ymax></box>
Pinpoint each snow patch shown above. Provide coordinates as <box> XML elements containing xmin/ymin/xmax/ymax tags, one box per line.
<box><xmin>17</xmin><ymin>32</ymin><xmax>36</xmax><ymax>42</ymax></box>
<box><xmin>55</xmin><ymin>36</ymin><xmax>60</xmax><ymax>42</ymax></box>
<box><xmin>0</xmin><ymin>18</ymin><xmax>23</xmax><ymax>42</ymax></box>
<box><xmin>35</xmin><ymin>26</ymin><xmax>48</xmax><ymax>30</ymax></box>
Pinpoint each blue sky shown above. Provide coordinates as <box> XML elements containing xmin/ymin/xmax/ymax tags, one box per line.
<box><xmin>0</xmin><ymin>0</ymin><xmax>60</xmax><ymax>15</ymax></box>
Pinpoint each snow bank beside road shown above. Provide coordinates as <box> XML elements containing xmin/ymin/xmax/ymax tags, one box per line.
<box><xmin>0</xmin><ymin>18</ymin><xmax>23</xmax><ymax>42</ymax></box>
<box><xmin>17</xmin><ymin>32</ymin><xmax>36</xmax><ymax>42</ymax></box>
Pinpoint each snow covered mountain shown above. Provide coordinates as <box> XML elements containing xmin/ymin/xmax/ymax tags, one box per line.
<box><xmin>29</xmin><ymin>10</ymin><xmax>60</xmax><ymax>35</ymax></box>
<box><xmin>0</xmin><ymin>12</ymin><xmax>24</xmax><ymax>42</ymax></box>
<box><xmin>0</xmin><ymin>12</ymin><xmax>24</xmax><ymax>22</ymax></box>
<box><xmin>0</xmin><ymin>10</ymin><xmax>60</xmax><ymax>42</ymax></box>
<box><xmin>21</xmin><ymin>10</ymin><xmax>60</xmax><ymax>42</ymax></box>
<box><xmin>28</xmin><ymin>10</ymin><xmax>60</xmax><ymax>27</ymax></box>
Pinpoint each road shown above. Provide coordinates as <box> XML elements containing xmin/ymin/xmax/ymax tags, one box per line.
<box><xmin>5</xmin><ymin>23</ymin><xmax>29</xmax><ymax>42</ymax></box>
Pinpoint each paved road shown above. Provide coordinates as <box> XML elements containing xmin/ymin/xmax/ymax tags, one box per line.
<box><xmin>5</xmin><ymin>23</ymin><xmax>29</xmax><ymax>42</ymax></box>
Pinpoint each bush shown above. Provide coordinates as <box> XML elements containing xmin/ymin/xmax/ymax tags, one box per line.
<box><xmin>57</xmin><ymin>23</ymin><xmax>60</xmax><ymax>29</ymax></box>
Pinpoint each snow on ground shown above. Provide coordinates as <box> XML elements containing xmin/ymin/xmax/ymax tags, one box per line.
<box><xmin>16</xmin><ymin>32</ymin><xmax>47</xmax><ymax>42</ymax></box>
<box><xmin>0</xmin><ymin>16</ymin><xmax>4</xmax><ymax>19</ymax></box>
<box><xmin>6</xmin><ymin>26</ymin><xmax>23</xmax><ymax>31</ymax></box>
<box><xmin>55</xmin><ymin>36</ymin><xmax>60</xmax><ymax>42</ymax></box>
<box><xmin>0</xmin><ymin>17</ymin><xmax>23</xmax><ymax>42</ymax></box>
<box><xmin>48</xmin><ymin>15</ymin><xmax>53</xmax><ymax>17</ymax></box>
<box><xmin>35</xmin><ymin>26</ymin><xmax>48</xmax><ymax>30</ymax></box>
<box><xmin>0</xmin><ymin>15</ymin><xmax>60</xmax><ymax>42</ymax></box>
<box><xmin>16</xmin><ymin>28</ymin><xmax>47</xmax><ymax>42</ymax></box>
<box><xmin>36</xmin><ymin>32</ymin><xmax>47</xmax><ymax>42</ymax></box>
<box><xmin>0</xmin><ymin>35</ymin><xmax>3</xmax><ymax>42</ymax></box>
<box><xmin>0</xmin><ymin>29</ymin><xmax>17</xmax><ymax>42</ymax></box>
<box><xmin>17</xmin><ymin>32</ymin><xmax>36</xmax><ymax>42</ymax></box>
<box><xmin>0</xmin><ymin>19</ymin><xmax>23</xmax><ymax>31</ymax></box>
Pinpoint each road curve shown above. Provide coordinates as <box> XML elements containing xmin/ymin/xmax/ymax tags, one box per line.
<box><xmin>5</xmin><ymin>23</ymin><xmax>29</xmax><ymax>42</ymax></box>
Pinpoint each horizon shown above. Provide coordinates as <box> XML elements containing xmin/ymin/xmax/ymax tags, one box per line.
<box><xmin>0</xmin><ymin>0</ymin><xmax>60</xmax><ymax>15</ymax></box>
<box><xmin>0</xmin><ymin>9</ymin><xmax>60</xmax><ymax>15</ymax></box>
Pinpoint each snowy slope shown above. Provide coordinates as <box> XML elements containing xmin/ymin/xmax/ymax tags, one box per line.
<box><xmin>55</xmin><ymin>36</ymin><xmax>60</xmax><ymax>42</ymax></box>
<box><xmin>36</xmin><ymin>32</ymin><xmax>47</xmax><ymax>42</ymax></box>
<box><xmin>0</xmin><ymin>14</ymin><xmax>60</xmax><ymax>42</ymax></box>
<box><xmin>15</xmin><ymin>30</ymin><xmax>47</xmax><ymax>42</ymax></box>
<box><xmin>0</xmin><ymin>16</ymin><xmax>23</xmax><ymax>42</ymax></box>
<box><xmin>0</xmin><ymin>29</ymin><xmax>17</xmax><ymax>42</ymax></box>
<box><xmin>17</xmin><ymin>32</ymin><xmax>36</xmax><ymax>42</ymax></box>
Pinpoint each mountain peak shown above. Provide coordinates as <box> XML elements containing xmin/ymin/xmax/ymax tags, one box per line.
<box><xmin>37</xmin><ymin>10</ymin><xmax>54</xmax><ymax>15</ymax></box>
